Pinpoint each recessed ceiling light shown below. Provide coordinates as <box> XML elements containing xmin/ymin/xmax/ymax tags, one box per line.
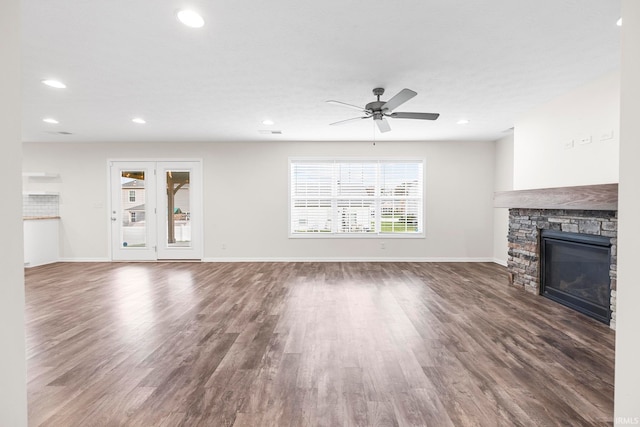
<box><xmin>262</xmin><ymin>119</ymin><xmax>275</xmax><ymax>126</ymax></box>
<box><xmin>617</xmin><ymin>18</ymin><xmax>622</xmax><ymax>26</ymax></box>
<box><xmin>132</xmin><ymin>118</ymin><xmax>146</xmax><ymax>124</ymax></box>
<box><xmin>42</xmin><ymin>118</ymin><xmax>59</xmax><ymax>124</ymax></box>
<box><xmin>457</xmin><ymin>119</ymin><xmax>470</xmax><ymax>125</ymax></box>
<box><xmin>41</xmin><ymin>79</ymin><xmax>66</xmax><ymax>89</ymax></box>
<box><xmin>177</xmin><ymin>10</ymin><xmax>205</xmax><ymax>28</ymax></box>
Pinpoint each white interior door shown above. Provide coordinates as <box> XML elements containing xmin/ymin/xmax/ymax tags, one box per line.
<box><xmin>110</xmin><ymin>160</ymin><xmax>202</xmax><ymax>261</ymax></box>
<box><xmin>110</xmin><ymin>162</ymin><xmax>157</xmax><ymax>261</ymax></box>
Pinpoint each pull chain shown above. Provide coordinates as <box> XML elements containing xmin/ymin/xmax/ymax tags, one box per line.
<box><xmin>372</xmin><ymin>120</ymin><xmax>376</xmax><ymax>146</ymax></box>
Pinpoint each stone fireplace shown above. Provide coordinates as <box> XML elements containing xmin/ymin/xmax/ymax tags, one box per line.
<box><xmin>495</xmin><ymin>184</ymin><xmax>618</xmax><ymax>329</ymax></box>
<box><xmin>507</xmin><ymin>208</ymin><xmax>616</xmax><ymax>326</ymax></box>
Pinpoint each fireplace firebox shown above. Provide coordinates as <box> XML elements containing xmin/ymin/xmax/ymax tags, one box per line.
<box><xmin>540</xmin><ymin>230</ymin><xmax>611</xmax><ymax>325</ymax></box>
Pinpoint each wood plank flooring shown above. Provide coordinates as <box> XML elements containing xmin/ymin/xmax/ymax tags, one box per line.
<box><xmin>24</xmin><ymin>262</ymin><xmax>615</xmax><ymax>426</ymax></box>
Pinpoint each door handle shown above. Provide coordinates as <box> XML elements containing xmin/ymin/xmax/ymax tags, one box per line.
<box><xmin>111</xmin><ymin>217</ymin><xmax>117</xmax><ymax>222</ymax></box>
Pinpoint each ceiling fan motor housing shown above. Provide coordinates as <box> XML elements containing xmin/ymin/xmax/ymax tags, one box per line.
<box><xmin>366</xmin><ymin>101</ymin><xmax>388</xmax><ymax>118</ymax></box>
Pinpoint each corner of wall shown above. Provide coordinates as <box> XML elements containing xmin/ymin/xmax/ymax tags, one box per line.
<box><xmin>493</xmin><ymin>133</ymin><xmax>514</xmax><ymax>265</ymax></box>
<box><xmin>0</xmin><ymin>0</ymin><xmax>28</xmax><ymax>424</ymax></box>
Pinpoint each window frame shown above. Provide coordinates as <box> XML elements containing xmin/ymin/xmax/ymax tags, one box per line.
<box><xmin>288</xmin><ymin>157</ymin><xmax>426</xmax><ymax>239</ymax></box>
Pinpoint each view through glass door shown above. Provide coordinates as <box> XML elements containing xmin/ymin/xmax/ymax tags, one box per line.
<box><xmin>156</xmin><ymin>161</ymin><xmax>202</xmax><ymax>260</ymax></box>
<box><xmin>110</xmin><ymin>161</ymin><xmax>202</xmax><ymax>261</ymax></box>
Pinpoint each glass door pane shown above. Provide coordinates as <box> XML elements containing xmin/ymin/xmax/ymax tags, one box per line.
<box><xmin>165</xmin><ymin>170</ymin><xmax>191</xmax><ymax>248</ymax></box>
<box><xmin>120</xmin><ymin>170</ymin><xmax>147</xmax><ymax>248</ymax></box>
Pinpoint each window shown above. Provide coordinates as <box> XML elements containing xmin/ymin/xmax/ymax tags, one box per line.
<box><xmin>290</xmin><ymin>159</ymin><xmax>424</xmax><ymax>236</ymax></box>
<box><xmin>129</xmin><ymin>190</ymin><xmax>136</xmax><ymax>202</ymax></box>
<box><xmin>130</xmin><ymin>212</ymin><xmax>137</xmax><ymax>223</ymax></box>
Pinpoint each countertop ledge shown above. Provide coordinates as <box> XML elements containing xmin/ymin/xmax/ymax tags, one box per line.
<box><xmin>23</xmin><ymin>216</ymin><xmax>60</xmax><ymax>220</ymax></box>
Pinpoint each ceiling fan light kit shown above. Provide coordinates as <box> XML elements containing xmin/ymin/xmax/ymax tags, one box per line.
<box><xmin>327</xmin><ymin>87</ymin><xmax>439</xmax><ymax>133</ymax></box>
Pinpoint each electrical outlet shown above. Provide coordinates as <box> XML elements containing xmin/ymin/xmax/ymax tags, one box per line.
<box><xmin>600</xmin><ymin>130</ymin><xmax>614</xmax><ymax>141</ymax></box>
<box><xmin>221</xmin><ymin>243</ymin><xmax>227</xmax><ymax>250</ymax></box>
<box><xmin>380</xmin><ymin>242</ymin><xmax>386</xmax><ymax>250</ymax></box>
<box><xmin>578</xmin><ymin>136</ymin><xmax>592</xmax><ymax>145</ymax></box>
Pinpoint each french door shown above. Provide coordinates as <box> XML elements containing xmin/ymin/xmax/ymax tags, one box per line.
<box><xmin>110</xmin><ymin>160</ymin><xmax>202</xmax><ymax>261</ymax></box>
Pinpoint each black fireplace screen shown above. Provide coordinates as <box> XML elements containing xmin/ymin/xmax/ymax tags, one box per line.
<box><xmin>540</xmin><ymin>230</ymin><xmax>611</xmax><ymax>324</ymax></box>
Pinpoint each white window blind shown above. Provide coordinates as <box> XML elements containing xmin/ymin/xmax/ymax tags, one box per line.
<box><xmin>290</xmin><ymin>159</ymin><xmax>423</xmax><ymax>236</ymax></box>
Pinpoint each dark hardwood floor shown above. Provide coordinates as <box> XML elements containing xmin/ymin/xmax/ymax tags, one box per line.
<box><xmin>24</xmin><ymin>262</ymin><xmax>615</xmax><ymax>426</ymax></box>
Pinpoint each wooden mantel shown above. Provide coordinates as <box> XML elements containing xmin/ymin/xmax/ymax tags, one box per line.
<box><xmin>494</xmin><ymin>183</ymin><xmax>618</xmax><ymax>211</ymax></box>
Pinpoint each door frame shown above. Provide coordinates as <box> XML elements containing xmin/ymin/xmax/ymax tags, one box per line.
<box><xmin>108</xmin><ymin>158</ymin><xmax>204</xmax><ymax>261</ymax></box>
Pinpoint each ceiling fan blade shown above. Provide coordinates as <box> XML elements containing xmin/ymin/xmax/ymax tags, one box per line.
<box><xmin>326</xmin><ymin>100</ymin><xmax>367</xmax><ymax>113</ymax></box>
<box><xmin>390</xmin><ymin>112</ymin><xmax>440</xmax><ymax>120</ymax></box>
<box><xmin>329</xmin><ymin>116</ymin><xmax>369</xmax><ymax>126</ymax></box>
<box><xmin>381</xmin><ymin>88</ymin><xmax>417</xmax><ymax>112</ymax></box>
<box><xmin>375</xmin><ymin>118</ymin><xmax>391</xmax><ymax>133</ymax></box>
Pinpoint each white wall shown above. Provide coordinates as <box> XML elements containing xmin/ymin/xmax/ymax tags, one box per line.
<box><xmin>514</xmin><ymin>71</ymin><xmax>620</xmax><ymax>190</ymax></box>
<box><xmin>615</xmin><ymin>0</ymin><xmax>640</xmax><ymax>421</ymax></box>
<box><xmin>22</xmin><ymin>140</ymin><xmax>496</xmax><ymax>261</ymax></box>
<box><xmin>492</xmin><ymin>134</ymin><xmax>514</xmax><ymax>265</ymax></box>
<box><xmin>0</xmin><ymin>0</ymin><xmax>28</xmax><ymax>424</ymax></box>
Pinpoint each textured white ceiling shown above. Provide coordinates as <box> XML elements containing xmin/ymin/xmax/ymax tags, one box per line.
<box><xmin>21</xmin><ymin>0</ymin><xmax>621</xmax><ymax>143</ymax></box>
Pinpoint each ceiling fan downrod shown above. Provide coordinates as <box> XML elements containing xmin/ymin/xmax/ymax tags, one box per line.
<box><xmin>373</xmin><ymin>87</ymin><xmax>385</xmax><ymax>102</ymax></box>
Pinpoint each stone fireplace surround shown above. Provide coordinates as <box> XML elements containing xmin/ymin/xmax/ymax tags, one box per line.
<box><xmin>494</xmin><ymin>184</ymin><xmax>618</xmax><ymax>329</ymax></box>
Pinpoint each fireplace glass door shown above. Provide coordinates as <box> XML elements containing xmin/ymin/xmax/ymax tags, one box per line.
<box><xmin>540</xmin><ymin>230</ymin><xmax>611</xmax><ymax>324</ymax></box>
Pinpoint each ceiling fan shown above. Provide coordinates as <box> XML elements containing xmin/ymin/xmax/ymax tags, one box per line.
<box><xmin>327</xmin><ymin>88</ymin><xmax>439</xmax><ymax>133</ymax></box>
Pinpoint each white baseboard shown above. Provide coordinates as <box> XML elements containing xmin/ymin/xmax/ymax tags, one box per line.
<box><xmin>54</xmin><ymin>257</ymin><xmax>504</xmax><ymax>264</ymax></box>
<box><xmin>492</xmin><ymin>258</ymin><xmax>508</xmax><ymax>267</ymax></box>
<box><xmin>202</xmin><ymin>257</ymin><xmax>497</xmax><ymax>263</ymax></box>
<box><xmin>57</xmin><ymin>257</ymin><xmax>111</xmax><ymax>263</ymax></box>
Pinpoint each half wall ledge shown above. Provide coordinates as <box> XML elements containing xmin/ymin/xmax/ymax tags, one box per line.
<box><xmin>494</xmin><ymin>183</ymin><xmax>618</xmax><ymax>211</ymax></box>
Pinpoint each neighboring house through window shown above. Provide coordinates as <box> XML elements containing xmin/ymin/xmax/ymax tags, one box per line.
<box><xmin>289</xmin><ymin>159</ymin><xmax>424</xmax><ymax>236</ymax></box>
<box><xmin>129</xmin><ymin>190</ymin><xmax>136</xmax><ymax>202</ymax></box>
